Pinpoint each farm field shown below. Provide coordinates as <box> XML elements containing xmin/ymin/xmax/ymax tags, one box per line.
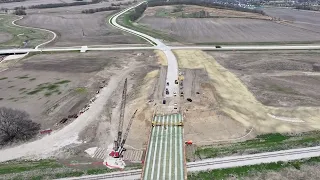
<box><xmin>139</xmin><ymin>17</ymin><xmax>320</xmax><ymax>44</ymax></box>
<box><xmin>264</xmin><ymin>7</ymin><xmax>320</xmax><ymax>33</ymax></box>
<box><xmin>264</xmin><ymin>7</ymin><xmax>320</xmax><ymax>24</ymax></box>
<box><xmin>210</xmin><ymin>51</ymin><xmax>320</xmax><ymax>107</ymax></box>
<box><xmin>0</xmin><ymin>0</ymin><xmax>74</xmax><ymax>9</ymax></box>
<box><xmin>19</xmin><ymin>12</ymin><xmax>143</xmax><ymax>47</ymax></box>
<box><xmin>144</xmin><ymin>5</ymin><xmax>270</xmax><ymax>19</ymax></box>
<box><xmin>0</xmin><ymin>15</ymin><xmax>52</xmax><ymax>48</ymax></box>
<box><xmin>25</xmin><ymin>0</ymin><xmax>132</xmax><ymax>13</ymax></box>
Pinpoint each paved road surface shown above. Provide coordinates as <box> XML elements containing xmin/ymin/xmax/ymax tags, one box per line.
<box><xmin>142</xmin><ymin>114</ymin><xmax>185</xmax><ymax>180</ymax></box>
<box><xmin>109</xmin><ymin>1</ymin><xmax>179</xmax><ymax>97</ymax></box>
<box><xmin>2</xmin><ymin>44</ymin><xmax>320</xmax><ymax>55</ymax></box>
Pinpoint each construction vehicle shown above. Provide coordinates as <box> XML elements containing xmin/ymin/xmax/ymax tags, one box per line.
<box><xmin>109</xmin><ymin>78</ymin><xmax>138</xmax><ymax>158</ymax></box>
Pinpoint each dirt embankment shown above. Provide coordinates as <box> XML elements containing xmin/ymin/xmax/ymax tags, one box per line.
<box><xmin>174</xmin><ymin>50</ymin><xmax>320</xmax><ymax>138</ymax></box>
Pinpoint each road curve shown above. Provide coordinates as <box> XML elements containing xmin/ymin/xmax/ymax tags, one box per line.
<box><xmin>109</xmin><ymin>1</ymin><xmax>179</xmax><ymax>98</ymax></box>
<box><xmin>58</xmin><ymin>145</ymin><xmax>320</xmax><ymax>180</ymax></box>
<box><xmin>11</xmin><ymin>15</ymin><xmax>57</xmax><ymax>49</ymax></box>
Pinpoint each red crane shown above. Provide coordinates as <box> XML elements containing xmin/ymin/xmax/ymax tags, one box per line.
<box><xmin>109</xmin><ymin>78</ymin><xmax>138</xmax><ymax>158</ymax></box>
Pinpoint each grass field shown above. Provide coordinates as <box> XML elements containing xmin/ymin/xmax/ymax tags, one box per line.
<box><xmin>0</xmin><ymin>159</ymin><xmax>141</xmax><ymax>179</ymax></box>
<box><xmin>188</xmin><ymin>157</ymin><xmax>320</xmax><ymax>180</ymax></box>
<box><xmin>144</xmin><ymin>5</ymin><xmax>270</xmax><ymax>19</ymax></box>
<box><xmin>195</xmin><ymin>132</ymin><xmax>320</xmax><ymax>159</ymax></box>
<box><xmin>0</xmin><ymin>15</ymin><xmax>51</xmax><ymax>48</ymax></box>
<box><xmin>117</xmin><ymin>9</ymin><xmax>176</xmax><ymax>43</ymax></box>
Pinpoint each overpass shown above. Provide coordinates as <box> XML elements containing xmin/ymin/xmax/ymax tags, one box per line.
<box><xmin>142</xmin><ymin>114</ymin><xmax>185</xmax><ymax>180</ymax></box>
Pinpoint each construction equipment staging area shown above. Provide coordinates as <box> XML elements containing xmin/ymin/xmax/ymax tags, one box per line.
<box><xmin>142</xmin><ymin>114</ymin><xmax>186</xmax><ymax>180</ymax></box>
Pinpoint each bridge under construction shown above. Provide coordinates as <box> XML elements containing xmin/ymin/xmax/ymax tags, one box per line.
<box><xmin>142</xmin><ymin>114</ymin><xmax>186</xmax><ymax>180</ymax></box>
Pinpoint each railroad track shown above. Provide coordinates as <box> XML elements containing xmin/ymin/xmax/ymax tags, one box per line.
<box><xmin>60</xmin><ymin>170</ymin><xmax>142</xmax><ymax>180</ymax></box>
<box><xmin>60</xmin><ymin>146</ymin><xmax>320</xmax><ymax>179</ymax></box>
<box><xmin>187</xmin><ymin>146</ymin><xmax>320</xmax><ymax>169</ymax></box>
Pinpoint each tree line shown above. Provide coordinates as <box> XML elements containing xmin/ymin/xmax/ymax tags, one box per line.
<box><xmin>0</xmin><ymin>107</ymin><xmax>40</xmax><ymax>146</ymax></box>
<box><xmin>14</xmin><ymin>6</ymin><xmax>26</xmax><ymax>15</ymax></box>
<box><xmin>0</xmin><ymin>0</ymin><xmax>25</xmax><ymax>3</ymax></box>
<box><xmin>147</xmin><ymin>0</ymin><xmax>266</xmax><ymax>15</ymax></box>
<box><xmin>128</xmin><ymin>2</ymin><xmax>147</xmax><ymax>21</ymax></box>
<box><xmin>111</xmin><ymin>0</ymin><xmax>136</xmax><ymax>7</ymax></box>
<box><xmin>29</xmin><ymin>0</ymin><xmax>102</xmax><ymax>9</ymax></box>
<box><xmin>82</xmin><ymin>6</ymin><xmax>120</xmax><ymax>14</ymax></box>
<box><xmin>295</xmin><ymin>5</ymin><xmax>320</xmax><ymax>11</ymax></box>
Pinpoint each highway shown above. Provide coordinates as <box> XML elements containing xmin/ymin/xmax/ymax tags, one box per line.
<box><xmin>171</xmin><ymin>45</ymin><xmax>320</xmax><ymax>50</ymax></box>
<box><xmin>1</xmin><ymin>44</ymin><xmax>320</xmax><ymax>55</ymax></box>
<box><xmin>59</xmin><ymin>145</ymin><xmax>320</xmax><ymax>180</ymax></box>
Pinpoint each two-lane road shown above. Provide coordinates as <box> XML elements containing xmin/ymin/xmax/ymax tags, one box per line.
<box><xmin>109</xmin><ymin>1</ymin><xmax>179</xmax><ymax>98</ymax></box>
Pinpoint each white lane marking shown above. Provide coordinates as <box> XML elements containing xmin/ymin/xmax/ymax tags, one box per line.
<box><xmin>151</xmin><ymin>116</ymin><xmax>160</xmax><ymax>180</ymax></box>
<box><xmin>144</xmin><ymin>116</ymin><xmax>157</xmax><ymax>180</ymax></box>
<box><xmin>174</xmin><ymin>114</ymin><xmax>178</xmax><ymax>180</ymax></box>
<box><xmin>157</xmin><ymin>115</ymin><xmax>164</xmax><ymax>180</ymax></box>
<box><xmin>163</xmin><ymin>115</ymin><xmax>169</xmax><ymax>180</ymax></box>
<box><xmin>169</xmin><ymin>115</ymin><xmax>173</xmax><ymax>180</ymax></box>
<box><xmin>179</xmin><ymin>114</ymin><xmax>184</xmax><ymax>179</ymax></box>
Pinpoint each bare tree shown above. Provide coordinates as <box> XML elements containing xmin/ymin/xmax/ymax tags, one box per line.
<box><xmin>0</xmin><ymin>107</ymin><xmax>40</xmax><ymax>145</ymax></box>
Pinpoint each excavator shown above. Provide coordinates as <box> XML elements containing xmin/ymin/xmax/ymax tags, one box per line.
<box><xmin>109</xmin><ymin>78</ymin><xmax>138</xmax><ymax>158</ymax></box>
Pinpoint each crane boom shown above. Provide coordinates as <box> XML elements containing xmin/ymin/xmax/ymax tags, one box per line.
<box><xmin>116</xmin><ymin>78</ymin><xmax>127</xmax><ymax>150</ymax></box>
<box><xmin>120</xmin><ymin>109</ymin><xmax>138</xmax><ymax>148</ymax></box>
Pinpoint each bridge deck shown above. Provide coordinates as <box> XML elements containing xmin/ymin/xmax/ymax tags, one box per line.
<box><xmin>142</xmin><ymin>114</ymin><xmax>185</xmax><ymax>180</ymax></box>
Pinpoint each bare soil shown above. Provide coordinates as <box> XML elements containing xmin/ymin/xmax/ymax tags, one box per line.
<box><xmin>174</xmin><ymin>50</ymin><xmax>320</xmax><ymax>136</ymax></box>
<box><xmin>0</xmin><ymin>50</ymin><xmax>162</xmax><ymax>162</ymax></box>
<box><xmin>139</xmin><ymin>17</ymin><xmax>320</xmax><ymax>43</ymax></box>
<box><xmin>0</xmin><ymin>50</ymin><xmax>155</xmax><ymax>132</ymax></box>
<box><xmin>209</xmin><ymin>51</ymin><xmax>320</xmax><ymax>107</ymax></box>
<box><xmin>173</xmin><ymin>63</ymin><xmax>249</xmax><ymax>145</ymax></box>
<box><xmin>19</xmin><ymin>12</ymin><xmax>143</xmax><ymax>47</ymax></box>
<box><xmin>264</xmin><ymin>7</ymin><xmax>320</xmax><ymax>33</ymax></box>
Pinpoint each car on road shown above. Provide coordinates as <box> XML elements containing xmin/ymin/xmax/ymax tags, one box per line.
<box><xmin>173</xmin><ymin>92</ymin><xmax>177</xmax><ymax>96</ymax></box>
<box><xmin>216</xmin><ymin>45</ymin><xmax>221</xmax><ymax>48</ymax></box>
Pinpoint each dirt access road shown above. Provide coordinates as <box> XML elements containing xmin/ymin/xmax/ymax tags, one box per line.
<box><xmin>0</xmin><ymin>50</ymin><xmax>159</xmax><ymax>162</ymax></box>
